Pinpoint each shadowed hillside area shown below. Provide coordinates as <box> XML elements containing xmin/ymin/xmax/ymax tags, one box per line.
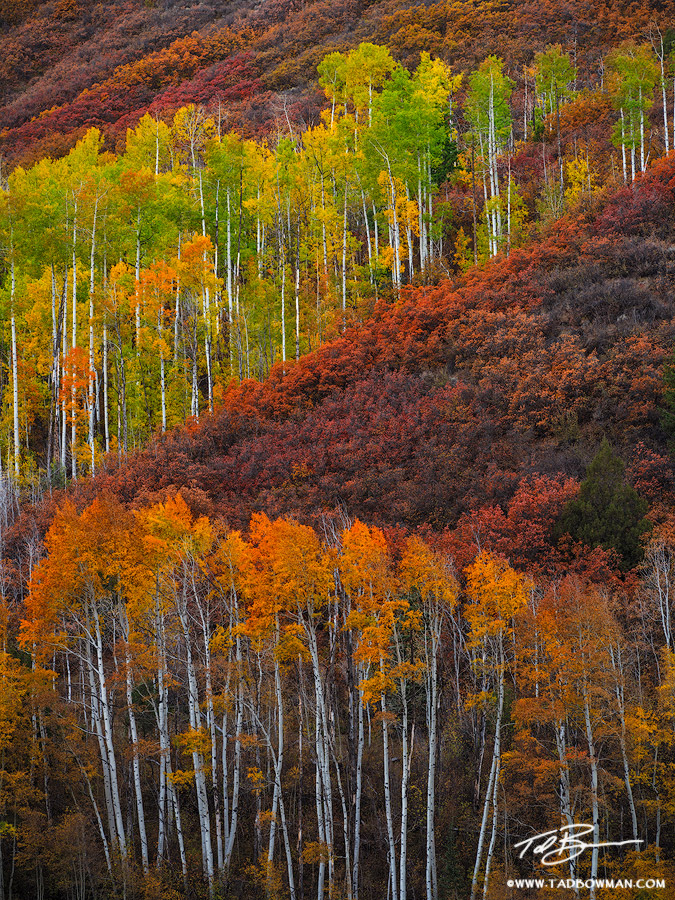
<box><xmin>1</xmin><ymin>0</ymin><xmax>671</xmax><ymax>164</ymax></box>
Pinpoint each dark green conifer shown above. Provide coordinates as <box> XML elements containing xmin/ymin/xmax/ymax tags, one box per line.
<box><xmin>555</xmin><ymin>438</ymin><xmax>649</xmax><ymax>570</ymax></box>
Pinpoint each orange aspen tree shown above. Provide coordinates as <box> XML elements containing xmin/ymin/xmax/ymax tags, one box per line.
<box><xmin>465</xmin><ymin>552</ymin><xmax>529</xmax><ymax>900</ymax></box>
<box><xmin>399</xmin><ymin>537</ymin><xmax>458</xmax><ymax>900</ymax></box>
<box><xmin>141</xmin><ymin>494</ymin><xmax>214</xmax><ymax>891</ymax></box>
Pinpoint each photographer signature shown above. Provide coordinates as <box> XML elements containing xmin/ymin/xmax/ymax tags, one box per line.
<box><xmin>514</xmin><ymin>824</ymin><xmax>642</xmax><ymax>866</ymax></box>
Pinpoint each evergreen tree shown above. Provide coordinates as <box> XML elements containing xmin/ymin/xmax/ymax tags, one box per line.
<box><xmin>555</xmin><ymin>439</ymin><xmax>649</xmax><ymax>569</ymax></box>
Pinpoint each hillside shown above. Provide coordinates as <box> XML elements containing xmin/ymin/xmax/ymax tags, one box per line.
<box><xmin>2</xmin><ymin>159</ymin><xmax>675</xmax><ymax>900</ymax></box>
<box><xmin>46</xmin><ymin>155</ymin><xmax>675</xmax><ymax>534</ymax></box>
<box><xmin>0</xmin><ymin>0</ymin><xmax>669</xmax><ymax>166</ymax></box>
<box><xmin>3</xmin><ymin>3</ymin><xmax>675</xmax><ymax>900</ymax></box>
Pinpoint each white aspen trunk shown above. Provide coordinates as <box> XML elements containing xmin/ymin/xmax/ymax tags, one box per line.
<box><xmin>621</xmin><ymin>110</ymin><xmax>627</xmax><ymax>184</ymax></box>
<box><xmin>135</xmin><ymin>214</ymin><xmax>142</xmax><ymax>348</ymax></box>
<box><xmin>267</xmin><ymin>658</ymin><xmax>284</xmax><ymax>869</ymax></box>
<box><xmin>352</xmin><ymin>664</ymin><xmax>365</xmax><ymax>900</ymax></box>
<box><xmin>158</xmin><ymin>310</ymin><xmax>166</xmax><ymax>432</ymax></box>
<box><xmin>178</xmin><ymin>580</ymin><xmax>214</xmax><ymax>888</ymax></box>
<box><xmin>482</xmin><ymin>642</ymin><xmax>504</xmax><ymax>900</ymax></box>
<box><xmin>506</xmin><ymin>157</ymin><xmax>512</xmax><ymax>255</ymax></box>
<box><xmin>482</xmin><ymin>746</ymin><xmax>501</xmax><ymax>900</ymax></box>
<box><xmin>10</xmin><ymin>261</ymin><xmax>19</xmax><ymax>479</ymax></box>
<box><xmin>321</xmin><ymin>179</ymin><xmax>329</xmax><ymax>276</ymax></box>
<box><xmin>281</xmin><ymin>256</ymin><xmax>286</xmax><ymax>366</ymax></box>
<box><xmin>306</xmin><ymin>620</ymin><xmax>334</xmax><ymax>892</ymax></box>
<box><xmin>83</xmin><ymin>768</ymin><xmax>112</xmax><ymax>873</ymax></box>
<box><xmin>49</xmin><ymin>264</ymin><xmax>58</xmax><ymax>476</ymax></box>
<box><xmin>488</xmin><ymin>73</ymin><xmax>502</xmax><ymax>246</ymax></box>
<box><xmin>640</xmin><ymin>86</ymin><xmax>645</xmax><ymax>173</ymax></box>
<box><xmin>256</xmin><ymin>192</ymin><xmax>262</xmax><ymax>279</ymax></box>
<box><xmin>554</xmin><ymin>720</ymin><xmax>577</xmax><ymax>887</ymax></box>
<box><xmin>652</xmin><ymin>543</ymin><xmax>673</xmax><ymax>650</ymax></box>
<box><xmin>389</xmin><ymin>171</ymin><xmax>401</xmax><ymax>292</ymax></box>
<box><xmin>199</xmin><ymin>168</ymin><xmax>207</xmax><ymax>239</ymax></box>
<box><xmin>191</xmin><ymin>313</ymin><xmax>199</xmax><ymax>419</ymax></box>
<box><xmin>167</xmin><ymin>757</ymin><xmax>188</xmax><ymax>883</ymax></box>
<box><xmin>71</xmin><ymin>203</ymin><xmax>78</xmax><ymax>480</ymax></box>
<box><xmin>213</xmin><ymin>178</ymin><xmax>220</xmax><ymax>335</ymax></box>
<box><xmin>154</xmin><ymin>117</ymin><xmax>160</xmax><ymax>176</ymax></box>
<box><xmin>619</xmin><ymin>709</ymin><xmax>638</xmax><ymax>844</ymax></box>
<box><xmin>373</xmin><ymin>201</ymin><xmax>379</xmax><ymax>259</ymax></box>
<box><xmin>102</xmin><ymin>317</ymin><xmax>109</xmax><ymax>453</ymax></box>
<box><xmin>406</xmin><ymin>222</ymin><xmax>414</xmax><ymax>282</ymax></box>
<box><xmin>156</xmin><ymin>643</ymin><xmax>167</xmax><ymax>864</ymax></box>
<box><xmin>155</xmin><ymin>602</ymin><xmax>188</xmax><ymax>881</ymax></box>
<box><xmin>583</xmin><ymin>689</ymin><xmax>599</xmax><ymax>900</ymax></box>
<box><xmin>418</xmin><ymin>159</ymin><xmax>425</xmax><ymax>274</ymax></box>
<box><xmin>470</xmin><ymin>656</ymin><xmax>504</xmax><ymax>900</ymax></box>
<box><xmin>524</xmin><ymin>68</ymin><xmax>528</xmax><ymax>140</ymax></box>
<box><xmin>227</xmin><ymin>188</ymin><xmax>234</xmax><ymax>371</ymax></box>
<box><xmin>381</xmin><ymin>689</ymin><xmax>398</xmax><ymax>900</ymax></box>
<box><xmin>222</xmin><ymin>699</ymin><xmax>230</xmax><ymax>856</ymax></box>
<box><xmin>199</xmin><ymin>601</ymin><xmax>224</xmax><ymax>874</ymax></box>
<box><xmin>661</xmin><ymin>59</ymin><xmax>669</xmax><ymax>153</ymax></box>
<box><xmin>315</xmin><ymin>702</ymin><xmax>327</xmax><ymax>900</ymax></box>
<box><xmin>61</xmin><ymin>268</ymin><xmax>68</xmax><ymax>469</ymax></box>
<box><xmin>295</xmin><ymin>263</ymin><xmax>300</xmax><ymax>361</ymax></box>
<box><xmin>277</xmin><ymin>777</ymin><xmax>296</xmax><ymax>900</ymax></box>
<box><xmin>203</xmin><ymin>284</ymin><xmax>213</xmax><ymax>414</ymax></box>
<box><xmin>610</xmin><ymin>646</ymin><xmax>639</xmax><ymax>844</ymax></box>
<box><xmin>252</xmin><ymin>690</ymin><xmax>296</xmax><ymax>900</ymax></box>
<box><xmin>87</xmin><ymin>646</ymin><xmax>117</xmax><ymax>850</ymax></box>
<box><xmin>88</xmin><ymin>197</ymin><xmax>98</xmax><ymax>474</ymax></box>
<box><xmin>399</xmin><ymin>680</ymin><xmax>412</xmax><ymax>900</ymax></box>
<box><xmin>329</xmin><ymin>735</ymin><xmax>353</xmax><ymax>900</ymax></box>
<box><xmin>426</xmin><ymin>157</ymin><xmax>433</xmax><ymax>265</ymax></box>
<box><xmin>174</xmin><ymin>235</ymin><xmax>181</xmax><ymax>362</ymax></box>
<box><xmin>124</xmin><ymin>639</ymin><xmax>149</xmax><ymax>872</ymax></box>
<box><xmin>360</xmin><ymin>189</ymin><xmax>374</xmax><ymax>283</ymax></box>
<box><xmin>342</xmin><ymin>182</ymin><xmax>348</xmax><ymax>314</ymax></box>
<box><xmin>425</xmin><ymin>610</ymin><xmax>440</xmax><ymax>900</ymax></box>
<box><xmin>224</xmin><ymin>622</ymin><xmax>243</xmax><ymax>869</ymax></box>
<box><xmin>92</xmin><ymin>605</ymin><xmax>126</xmax><ymax>860</ymax></box>
<box><xmin>404</xmin><ymin>185</ymin><xmax>414</xmax><ymax>283</ymax></box>
<box><xmin>478</xmin><ymin>131</ymin><xmax>494</xmax><ymax>258</ymax></box>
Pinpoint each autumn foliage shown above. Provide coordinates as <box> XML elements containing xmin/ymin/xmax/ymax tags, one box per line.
<box><xmin>2</xmin><ymin>2</ymin><xmax>675</xmax><ymax>899</ymax></box>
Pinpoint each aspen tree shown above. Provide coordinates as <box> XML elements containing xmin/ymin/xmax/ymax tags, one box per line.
<box><xmin>466</xmin><ymin>553</ymin><xmax>529</xmax><ymax>900</ymax></box>
<box><xmin>465</xmin><ymin>58</ymin><xmax>513</xmax><ymax>258</ymax></box>
<box><xmin>608</xmin><ymin>45</ymin><xmax>659</xmax><ymax>179</ymax></box>
<box><xmin>400</xmin><ymin>538</ymin><xmax>458</xmax><ymax>900</ymax></box>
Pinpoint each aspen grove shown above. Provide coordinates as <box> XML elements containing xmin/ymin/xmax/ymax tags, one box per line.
<box><xmin>5</xmin><ymin>491</ymin><xmax>673</xmax><ymax>900</ymax></box>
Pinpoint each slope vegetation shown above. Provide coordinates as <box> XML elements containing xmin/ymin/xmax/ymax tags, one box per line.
<box><xmin>11</xmin><ymin>155</ymin><xmax>673</xmax><ymax>551</ymax></box>
<box><xmin>1</xmin><ymin>0</ymin><xmax>667</xmax><ymax>165</ymax></box>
